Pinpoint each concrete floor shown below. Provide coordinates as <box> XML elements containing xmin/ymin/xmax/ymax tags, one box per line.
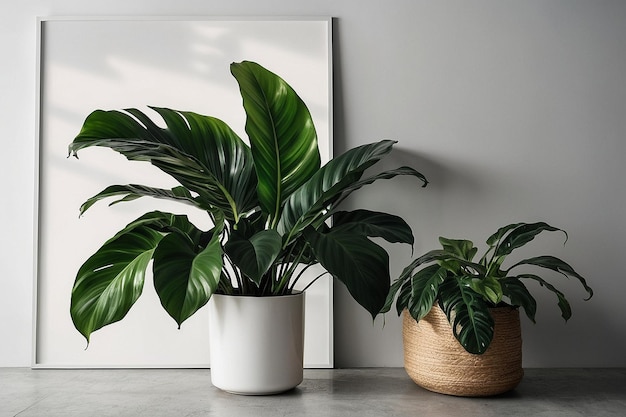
<box><xmin>1</xmin><ymin>368</ymin><xmax>625</xmax><ymax>417</ymax></box>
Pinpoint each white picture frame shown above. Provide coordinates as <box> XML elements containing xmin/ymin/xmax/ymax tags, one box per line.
<box><xmin>33</xmin><ymin>16</ymin><xmax>333</xmax><ymax>368</ymax></box>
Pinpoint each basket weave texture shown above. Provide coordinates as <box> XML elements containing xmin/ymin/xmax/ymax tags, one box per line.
<box><xmin>403</xmin><ymin>306</ymin><xmax>523</xmax><ymax>397</ymax></box>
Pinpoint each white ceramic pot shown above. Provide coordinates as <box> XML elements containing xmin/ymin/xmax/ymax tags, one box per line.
<box><xmin>208</xmin><ymin>292</ymin><xmax>305</xmax><ymax>395</ymax></box>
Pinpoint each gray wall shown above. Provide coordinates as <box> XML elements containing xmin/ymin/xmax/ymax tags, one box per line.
<box><xmin>2</xmin><ymin>0</ymin><xmax>625</xmax><ymax>367</ymax></box>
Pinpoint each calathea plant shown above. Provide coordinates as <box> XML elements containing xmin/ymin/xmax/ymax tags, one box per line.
<box><xmin>383</xmin><ymin>222</ymin><xmax>593</xmax><ymax>354</ymax></box>
<box><xmin>68</xmin><ymin>60</ymin><xmax>428</xmax><ymax>343</ymax></box>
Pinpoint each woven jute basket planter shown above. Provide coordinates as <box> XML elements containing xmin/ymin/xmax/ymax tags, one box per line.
<box><xmin>403</xmin><ymin>306</ymin><xmax>523</xmax><ymax>397</ymax></box>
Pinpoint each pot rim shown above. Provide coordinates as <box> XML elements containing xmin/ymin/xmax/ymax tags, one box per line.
<box><xmin>212</xmin><ymin>290</ymin><xmax>303</xmax><ymax>299</ymax></box>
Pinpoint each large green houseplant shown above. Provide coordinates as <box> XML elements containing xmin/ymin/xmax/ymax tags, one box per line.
<box><xmin>68</xmin><ymin>60</ymin><xmax>427</xmax><ymax>392</ymax></box>
<box><xmin>383</xmin><ymin>222</ymin><xmax>593</xmax><ymax>396</ymax></box>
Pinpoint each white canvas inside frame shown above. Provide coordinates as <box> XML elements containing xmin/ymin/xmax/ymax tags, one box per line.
<box><xmin>34</xmin><ymin>16</ymin><xmax>333</xmax><ymax>368</ymax></box>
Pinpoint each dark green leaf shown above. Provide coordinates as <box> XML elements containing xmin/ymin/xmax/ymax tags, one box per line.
<box><xmin>79</xmin><ymin>184</ymin><xmax>207</xmax><ymax>215</ymax></box>
<box><xmin>332</xmin><ymin>209</ymin><xmax>414</xmax><ymax>245</ymax></box>
<box><xmin>70</xmin><ymin>226</ymin><xmax>164</xmax><ymax>343</ymax></box>
<box><xmin>491</xmin><ymin>222</ymin><xmax>566</xmax><ymax>259</ymax></box>
<box><xmin>230</xmin><ymin>61</ymin><xmax>320</xmax><ymax>225</ymax></box>
<box><xmin>381</xmin><ymin>276</ymin><xmax>405</xmax><ymax>315</ymax></box>
<box><xmin>500</xmin><ymin>277</ymin><xmax>537</xmax><ymax>322</ymax></box>
<box><xmin>438</xmin><ymin>277</ymin><xmax>494</xmax><ymax>354</ymax></box>
<box><xmin>304</xmin><ymin>227</ymin><xmax>390</xmax><ymax>319</ymax></box>
<box><xmin>485</xmin><ymin>223</ymin><xmax>525</xmax><ymax>247</ymax></box>
<box><xmin>224</xmin><ymin>229</ymin><xmax>283</xmax><ymax>285</ymax></box>
<box><xmin>277</xmin><ymin>140</ymin><xmax>398</xmax><ymax>238</ymax></box>
<box><xmin>69</xmin><ymin>107</ymin><xmax>257</xmax><ymax>221</ymax></box>
<box><xmin>406</xmin><ymin>265</ymin><xmax>447</xmax><ymax>321</ymax></box>
<box><xmin>153</xmin><ymin>230</ymin><xmax>223</xmax><ymax>327</ymax></box>
<box><xmin>509</xmin><ymin>255</ymin><xmax>593</xmax><ymax>300</ymax></box>
<box><xmin>517</xmin><ymin>273</ymin><xmax>572</xmax><ymax>320</ymax></box>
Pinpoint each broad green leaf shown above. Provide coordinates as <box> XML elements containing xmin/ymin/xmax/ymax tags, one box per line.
<box><xmin>278</xmin><ymin>141</ymin><xmax>427</xmax><ymax>239</ymax></box>
<box><xmin>153</xmin><ymin>230</ymin><xmax>223</xmax><ymax>327</ymax></box>
<box><xmin>149</xmin><ymin>108</ymin><xmax>258</xmax><ymax>217</ymax></box>
<box><xmin>500</xmin><ymin>277</ymin><xmax>537</xmax><ymax>322</ymax></box>
<box><xmin>332</xmin><ymin>209</ymin><xmax>414</xmax><ymax>245</ymax></box>
<box><xmin>304</xmin><ymin>227</ymin><xmax>390</xmax><ymax>319</ymax></box>
<box><xmin>517</xmin><ymin>273</ymin><xmax>572</xmax><ymax>320</ymax></box>
<box><xmin>406</xmin><ymin>265</ymin><xmax>447</xmax><ymax>321</ymax></box>
<box><xmin>509</xmin><ymin>255</ymin><xmax>593</xmax><ymax>300</ymax></box>
<box><xmin>231</xmin><ymin>61</ymin><xmax>320</xmax><ymax>226</ymax></box>
<box><xmin>382</xmin><ymin>253</ymin><xmax>437</xmax><ymax>316</ymax></box>
<box><xmin>224</xmin><ymin>229</ymin><xmax>283</xmax><ymax>285</ymax></box>
<box><xmin>438</xmin><ymin>276</ymin><xmax>494</xmax><ymax>354</ymax></box>
<box><xmin>70</xmin><ymin>226</ymin><xmax>164</xmax><ymax>343</ymax></box>
<box><xmin>107</xmin><ymin>211</ymin><xmax>210</xmax><ymax>246</ymax></box>
<box><xmin>79</xmin><ymin>184</ymin><xmax>207</xmax><ymax>215</ymax></box>
<box><xmin>69</xmin><ymin>107</ymin><xmax>257</xmax><ymax>221</ymax></box>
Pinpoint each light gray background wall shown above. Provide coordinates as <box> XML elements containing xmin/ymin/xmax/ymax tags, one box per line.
<box><xmin>2</xmin><ymin>0</ymin><xmax>625</xmax><ymax>368</ymax></box>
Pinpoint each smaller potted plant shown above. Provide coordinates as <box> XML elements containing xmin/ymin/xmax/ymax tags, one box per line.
<box><xmin>383</xmin><ymin>222</ymin><xmax>593</xmax><ymax>396</ymax></box>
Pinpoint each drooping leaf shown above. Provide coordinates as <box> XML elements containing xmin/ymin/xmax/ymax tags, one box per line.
<box><xmin>69</xmin><ymin>107</ymin><xmax>257</xmax><ymax>221</ymax></box>
<box><xmin>224</xmin><ymin>229</ymin><xmax>283</xmax><ymax>285</ymax></box>
<box><xmin>231</xmin><ymin>61</ymin><xmax>320</xmax><ymax>226</ymax></box>
<box><xmin>151</xmin><ymin>108</ymin><xmax>258</xmax><ymax>216</ymax></box>
<box><xmin>108</xmin><ymin>211</ymin><xmax>209</xmax><ymax>245</ymax></box>
<box><xmin>79</xmin><ymin>184</ymin><xmax>208</xmax><ymax>216</ymax></box>
<box><xmin>327</xmin><ymin>166</ymin><xmax>428</xmax><ymax>211</ymax></box>
<box><xmin>395</xmin><ymin>281</ymin><xmax>413</xmax><ymax>316</ymax></box>
<box><xmin>485</xmin><ymin>223</ymin><xmax>525</xmax><ymax>248</ymax></box>
<box><xmin>153</xmin><ymin>229</ymin><xmax>223</xmax><ymax>327</ymax></box>
<box><xmin>279</xmin><ymin>141</ymin><xmax>427</xmax><ymax>239</ymax></box>
<box><xmin>509</xmin><ymin>255</ymin><xmax>593</xmax><ymax>300</ymax></box>
<box><xmin>438</xmin><ymin>276</ymin><xmax>494</xmax><ymax>354</ymax></box>
<box><xmin>70</xmin><ymin>226</ymin><xmax>164</xmax><ymax>343</ymax></box>
<box><xmin>304</xmin><ymin>227</ymin><xmax>390</xmax><ymax>318</ymax></box>
<box><xmin>332</xmin><ymin>209</ymin><xmax>414</xmax><ymax>246</ymax></box>
<box><xmin>381</xmin><ymin>277</ymin><xmax>406</xmax><ymax>315</ymax></box>
<box><xmin>491</xmin><ymin>222</ymin><xmax>566</xmax><ymax>259</ymax></box>
<box><xmin>500</xmin><ymin>277</ymin><xmax>537</xmax><ymax>322</ymax></box>
<box><xmin>406</xmin><ymin>264</ymin><xmax>447</xmax><ymax>321</ymax></box>
<box><xmin>517</xmin><ymin>273</ymin><xmax>572</xmax><ymax>320</ymax></box>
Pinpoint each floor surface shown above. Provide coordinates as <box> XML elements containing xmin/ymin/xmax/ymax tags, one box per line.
<box><xmin>1</xmin><ymin>368</ymin><xmax>625</xmax><ymax>416</ymax></box>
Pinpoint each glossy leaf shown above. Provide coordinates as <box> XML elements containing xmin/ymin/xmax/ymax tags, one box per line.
<box><xmin>500</xmin><ymin>277</ymin><xmax>537</xmax><ymax>322</ymax></box>
<box><xmin>69</xmin><ymin>107</ymin><xmax>257</xmax><ymax>221</ymax></box>
<box><xmin>79</xmin><ymin>184</ymin><xmax>207</xmax><ymax>215</ymax></box>
<box><xmin>406</xmin><ymin>265</ymin><xmax>447</xmax><ymax>321</ymax></box>
<box><xmin>380</xmin><ymin>277</ymin><xmax>406</xmax><ymax>315</ymax></box>
<box><xmin>153</xmin><ymin>229</ymin><xmax>223</xmax><ymax>327</ymax></box>
<box><xmin>231</xmin><ymin>61</ymin><xmax>320</xmax><ymax>225</ymax></box>
<box><xmin>332</xmin><ymin>209</ymin><xmax>414</xmax><ymax>245</ymax></box>
<box><xmin>438</xmin><ymin>277</ymin><xmax>494</xmax><ymax>354</ymax></box>
<box><xmin>304</xmin><ymin>227</ymin><xmax>390</xmax><ymax>318</ymax></box>
<box><xmin>70</xmin><ymin>226</ymin><xmax>164</xmax><ymax>343</ymax></box>
<box><xmin>278</xmin><ymin>141</ymin><xmax>427</xmax><ymax>238</ymax></box>
<box><xmin>517</xmin><ymin>273</ymin><xmax>572</xmax><ymax>320</ymax></box>
<box><xmin>509</xmin><ymin>255</ymin><xmax>593</xmax><ymax>301</ymax></box>
<box><xmin>490</xmin><ymin>222</ymin><xmax>565</xmax><ymax>260</ymax></box>
<box><xmin>224</xmin><ymin>229</ymin><xmax>283</xmax><ymax>285</ymax></box>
